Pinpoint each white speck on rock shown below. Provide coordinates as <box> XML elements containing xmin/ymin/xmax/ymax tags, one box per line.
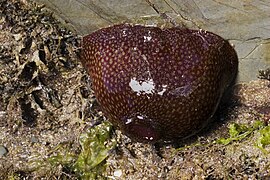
<box><xmin>113</xmin><ymin>169</ymin><xmax>122</xmax><ymax>178</ymax></box>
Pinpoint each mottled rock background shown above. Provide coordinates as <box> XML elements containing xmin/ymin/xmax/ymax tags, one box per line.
<box><xmin>34</xmin><ymin>0</ymin><xmax>270</xmax><ymax>82</ymax></box>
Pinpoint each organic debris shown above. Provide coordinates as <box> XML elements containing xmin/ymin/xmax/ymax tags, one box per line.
<box><xmin>0</xmin><ymin>0</ymin><xmax>105</xmax><ymax>179</ymax></box>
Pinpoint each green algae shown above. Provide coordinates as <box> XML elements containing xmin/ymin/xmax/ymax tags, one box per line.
<box><xmin>216</xmin><ymin>121</ymin><xmax>264</xmax><ymax>145</ymax></box>
<box><xmin>32</xmin><ymin>121</ymin><xmax>116</xmax><ymax>179</ymax></box>
<box><xmin>176</xmin><ymin>120</ymin><xmax>270</xmax><ymax>154</ymax></box>
<box><xmin>215</xmin><ymin>120</ymin><xmax>270</xmax><ymax>153</ymax></box>
<box><xmin>73</xmin><ymin>121</ymin><xmax>116</xmax><ymax>179</ymax></box>
<box><xmin>256</xmin><ymin>125</ymin><xmax>270</xmax><ymax>153</ymax></box>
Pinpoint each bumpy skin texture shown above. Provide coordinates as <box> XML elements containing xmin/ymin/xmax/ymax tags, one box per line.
<box><xmin>81</xmin><ymin>23</ymin><xmax>238</xmax><ymax>143</ymax></box>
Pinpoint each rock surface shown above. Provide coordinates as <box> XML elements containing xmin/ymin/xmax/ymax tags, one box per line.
<box><xmin>33</xmin><ymin>0</ymin><xmax>270</xmax><ymax>82</ymax></box>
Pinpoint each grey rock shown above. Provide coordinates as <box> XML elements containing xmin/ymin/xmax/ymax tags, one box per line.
<box><xmin>0</xmin><ymin>145</ymin><xmax>8</xmax><ymax>157</ymax></box>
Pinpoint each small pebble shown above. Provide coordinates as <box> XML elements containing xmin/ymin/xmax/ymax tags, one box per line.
<box><xmin>113</xmin><ymin>169</ymin><xmax>122</xmax><ymax>178</ymax></box>
<box><xmin>31</xmin><ymin>136</ymin><xmax>39</xmax><ymax>143</ymax></box>
<box><xmin>0</xmin><ymin>145</ymin><xmax>8</xmax><ymax>157</ymax></box>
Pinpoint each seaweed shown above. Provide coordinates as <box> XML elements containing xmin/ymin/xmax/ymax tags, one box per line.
<box><xmin>216</xmin><ymin>121</ymin><xmax>264</xmax><ymax>145</ymax></box>
<box><xmin>73</xmin><ymin>121</ymin><xmax>116</xmax><ymax>179</ymax></box>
